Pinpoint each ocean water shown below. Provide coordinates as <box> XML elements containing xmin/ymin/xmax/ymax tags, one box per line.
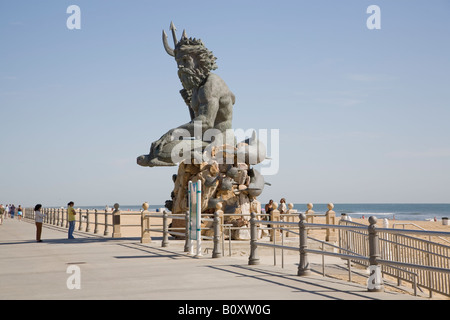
<box><xmin>292</xmin><ymin>203</ymin><xmax>450</xmax><ymax>221</ymax></box>
<box><xmin>78</xmin><ymin>203</ymin><xmax>450</xmax><ymax>221</ymax></box>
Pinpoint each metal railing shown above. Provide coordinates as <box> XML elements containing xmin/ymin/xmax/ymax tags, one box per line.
<box><xmin>25</xmin><ymin>204</ymin><xmax>450</xmax><ymax>297</ymax></box>
<box><xmin>339</xmin><ymin>219</ymin><xmax>450</xmax><ymax>297</ymax></box>
<box><xmin>140</xmin><ymin>209</ymin><xmax>223</xmax><ymax>257</ymax></box>
<box><xmin>24</xmin><ymin>205</ymin><xmax>137</xmax><ymax>237</ymax></box>
<box><xmin>248</xmin><ymin>213</ymin><xmax>450</xmax><ymax>297</ymax></box>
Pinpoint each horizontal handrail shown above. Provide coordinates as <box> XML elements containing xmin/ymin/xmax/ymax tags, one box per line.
<box><xmin>376</xmin><ymin>259</ymin><xmax>450</xmax><ymax>275</ymax></box>
<box><xmin>248</xmin><ymin>212</ymin><xmax>450</xmax><ymax>297</ymax></box>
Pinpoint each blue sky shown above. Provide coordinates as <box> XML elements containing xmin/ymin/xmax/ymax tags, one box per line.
<box><xmin>1</xmin><ymin>0</ymin><xmax>449</xmax><ymax>207</ymax></box>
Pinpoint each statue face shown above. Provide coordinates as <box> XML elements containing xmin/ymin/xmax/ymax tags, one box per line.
<box><xmin>176</xmin><ymin>52</ymin><xmax>202</xmax><ymax>90</ymax></box>
<box><xmin>176</xmin><ymin>53</ymin><xmax>195</xmax><ymax>71</ymax></box>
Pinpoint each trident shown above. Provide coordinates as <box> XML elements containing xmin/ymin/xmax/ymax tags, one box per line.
<box><xmin>162</xmin><ymin>21</ymin><xmax>187</xmax><ymax>57</ymax></box>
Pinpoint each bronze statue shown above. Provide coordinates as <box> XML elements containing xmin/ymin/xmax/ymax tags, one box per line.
<box><xmin>137</xmin><ymin>24</ymin><xmax>268</xmax><ymax>233</ymax></box>
<box><xmin>137</xmin><ymin>22</ymin><xmax>235</xmax><ymax>167</ymax></box>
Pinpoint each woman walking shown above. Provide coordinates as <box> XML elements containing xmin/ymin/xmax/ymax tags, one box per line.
<box><xmin>34</xmin><ymin>204</ymin><xmax>45</xmax><ymax>242</ymax></box>
<box><xmin>17</xmin><ymin>205</ymin><xmax>23</xmax><ymax>221</ymax></box>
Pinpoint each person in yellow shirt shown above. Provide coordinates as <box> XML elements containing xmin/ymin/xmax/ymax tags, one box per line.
<box><xmin>67</xmin><ymin>201</ymin><xmax>76</xmax><ymax>239</ymax></box>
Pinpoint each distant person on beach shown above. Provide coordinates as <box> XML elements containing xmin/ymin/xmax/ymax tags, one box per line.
<box><xmin>10</xmin><ymin>204</ymin><xmax>15</xmax><ymax>219</ymax></box>
<box><xmin>34</xmin><ymin>204</ymin><xmax>45</xmax><ymax>242</ymax></box>
<box><xmin>17</xmin><ymin>205</ymin><xmax>23</xmax><ymax>221</ymax></box>
<box><xmin>0</xmin><ymin>204</ymin><xmax>4</xmax><ymax>225</ymax></box>
<box><xmin>278</xmin><ymin>198</ymin><xmax>287</xmax><ymax>214</ymax></box>
<box><xmin>67</xmin><ymin>201</ymin><xmax>76</xmax><ymax>239</ymax></box>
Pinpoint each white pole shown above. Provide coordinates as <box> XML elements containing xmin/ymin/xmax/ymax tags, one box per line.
<box><xmin>195</xmin><ymin>181</ymin><xmax>202</xmax><ymax>257</ymax></box>
<box><xmin>188</xmin><ymin>181</ymin><xmax>194</xmax><ymax>255</ymax></box>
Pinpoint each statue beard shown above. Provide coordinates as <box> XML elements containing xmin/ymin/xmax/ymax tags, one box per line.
<box><xmin>178</xmin><ymin>67</ymin><xmax>206</xmax><ymax>90</ymax></box>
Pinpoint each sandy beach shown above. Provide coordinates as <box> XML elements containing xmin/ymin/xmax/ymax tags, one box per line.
<box><xmin>271</xmin><ymin>215</ymin><xmax>449</xmax><ymax>242</ymax></box>
<box><xmin>341</xmin><ymin>216</ymin><xmax>450</xmax><ymax>246</ymax></box>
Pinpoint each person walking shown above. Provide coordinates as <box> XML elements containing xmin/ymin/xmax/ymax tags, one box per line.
<box><xmin>34</xmin><ymin>204</ymin><xmax>45</xmax><ymax>242</ymax></box>
<box><xmin>67</xmin><ymin>201</ymin><xmax>76</xmax><ymax>239</ymax></box>
<box><xmin>5</xmin><ymin>205</ymin><xmax>9</xmax><ymax>219</ymax></box>
<box><xmin>17</xmin><ymin>205</ymin><xmax>23</xmax><ymax>221</ymax></box>
<box><xmin>0</xmin><ymin>204</ymin><xmax>4</xmax><ymax>225</ymax></box>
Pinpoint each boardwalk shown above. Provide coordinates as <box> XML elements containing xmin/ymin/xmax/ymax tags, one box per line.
<box><xmin>0</xmin><ymin>218</ymin><xmax>421</xmax><ymax>300</ymax></box>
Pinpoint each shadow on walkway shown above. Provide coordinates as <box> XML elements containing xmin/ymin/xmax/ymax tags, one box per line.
<box><xmin>205</xmin><ymin>264</ymin><xmax>384</xmax><ymax>300</ymax></box>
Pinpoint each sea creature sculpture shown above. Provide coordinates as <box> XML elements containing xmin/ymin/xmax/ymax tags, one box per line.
<box><xmin>236</xmin><ymin>131</ymin><xmax>266</xmax><ymax>165</ymax></box>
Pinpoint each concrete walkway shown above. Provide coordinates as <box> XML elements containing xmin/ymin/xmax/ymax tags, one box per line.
<box><xmin>0</xmin><ymin>218</ymin><xmax>422</xmax><ymax>300</ymax></box>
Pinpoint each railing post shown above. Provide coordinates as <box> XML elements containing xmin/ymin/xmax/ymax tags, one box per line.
<box><xmin>326</xmin><ymin>203</ymin><xmax>337</xmax><ymax>242</ymax></box>
<box><xmin>305</xmin><ymin>202</ymin><xmax>314</xmax><ymax>221</ymax></box>
<box><xmin>85</xmin><ymin>209</ymin><xmax>91</xmax><ymax>232</ymax></box>
<box><xmin>104</xmin><ymin>208</ymin><xmax>109</xmax><ymax>236</ymax></box>
<box><xmin>112</xmin><ymin>203</ymin><xmax>121</xmax><ymax>238</ymax></box>
<box><xmin>141</xmin><ymin>202</ymin><xmax>151</xmax><ymax>243</ymax></box>
<box><xmin>94</xmin><ymin>209</ymin><xmax>99</xmax><ymax>234</ymax></box>
<box><xmin>286</xmin><ymin>203</ymin><xmax>295</xmax><ymax>237</ymax></box>
<box><xmin>162</xmin><ymin>210</ymin><xmax>169</xmax><ymax>247</ymax></box>
<box><xmin>298</xmin><ymin>213</ymin><xmax>311</xmax><ymax>276</ymax></box>
<box><xmin>368</xmin><ymin>216</ymin><xmax>384</xmax><ymax>292</ymax></box>
<box><xmin>212</xmin><ymin>203</ymin><xmax>223</xmax><ymax>258</ymax></box>
<box><xmin>61</xmin><ymin>208</ymin><xmax>65</xmax><ymax>227</ymax></box>
<box><xmin>78</xmin><ymin>208</ymin><xmax>83</xmax><ymax>231</ymax></box>
<box><xmin>248</xmin><ymin>211</ymin><xmax>260</xmax><ymax>265</ymax></box>
<box><xmin>65</xmin><ymin>208</ymin><xmax>69</xmax><ymax>228</ymax></box>
<box><xmin>270</xmin><ymin>204</ymin><xmax>280</xmax><ymax>242</ymax></box>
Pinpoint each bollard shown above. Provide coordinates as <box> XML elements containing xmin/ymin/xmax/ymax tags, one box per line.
<box><xmin>248</xmin><ymin>212</ymin><xmax>260</xmax><ymax>265</ymax></box>
<box><xmin>212</xmin><ymin>203</ymin><xmax>223</xmax><ymax>258</ymax></box>
<box><xmin>367</xmin><ymin>216</ymin><xmax>384</xmax><ymax>292</ymax></box>
<box><xmin>162</xmin><ymin>210</ymin><xmax>169</xmax><ymax>247</ymax></box>
<box><xmin>326</xmin><ymin>203</ymin><xmax>337</xmax><ymax>242</ymax></box>
<box><xmin>141</xmin><ymin>202</ymin><xmax>151</xmax><ymax>243</ymax></box>
<box><xmin>297</xmin><ymin>213</ymin><xmax>311</xmax><ymax>276</ymax></box>
<box><xmin>112</xmin><ymin>203</ymin><xmax>121</xmax><ymax>238</ymax></box>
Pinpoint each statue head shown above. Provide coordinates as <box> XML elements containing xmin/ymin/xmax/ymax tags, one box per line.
<box><xmin>163</xmin><ymin>23</ymin><xmax>217</xmax><ymax>90</ymax></box>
